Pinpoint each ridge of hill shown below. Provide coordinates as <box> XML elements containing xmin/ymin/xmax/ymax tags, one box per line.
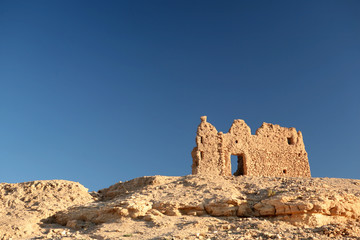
<box><xmin>1</xmin><ymin>175</ymin><xmax>360</xmax><ymax>239</ymax></box>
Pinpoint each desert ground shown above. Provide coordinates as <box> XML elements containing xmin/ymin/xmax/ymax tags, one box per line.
<box><xmin>1</xmin><ymin>174</ymin><xmax>360</xmax><ymax>239</ymax></box>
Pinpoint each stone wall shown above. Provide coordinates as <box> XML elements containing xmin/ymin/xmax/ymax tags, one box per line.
<box><xmin>191</xmin><ymin>116</ymin><xmax>311</xmax><ymax>177</ymax></box>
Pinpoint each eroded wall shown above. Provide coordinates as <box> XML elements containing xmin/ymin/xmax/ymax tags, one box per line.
<box><xmin>192</xmin><ymin>116</ymin><xmax>311</xmax><ymax>177</ymax></box>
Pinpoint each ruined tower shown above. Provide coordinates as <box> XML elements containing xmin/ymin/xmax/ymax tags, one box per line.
<box><xmin>191</xmin><ymin>116</ymin><xmax>311</xmax><ymax>177</ymax></box>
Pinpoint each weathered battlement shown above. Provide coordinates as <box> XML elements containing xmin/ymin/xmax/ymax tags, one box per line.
<box><xmin>191</xmin><ymin>116</ymin><xmax>311</xmax><ymax>177</ymax></box>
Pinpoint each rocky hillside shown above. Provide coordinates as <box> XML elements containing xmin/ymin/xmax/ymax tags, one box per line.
<box><xmin>1</xmin><ymin>175</ymin><xmax>360</xmax><ymax>239</ymax></box>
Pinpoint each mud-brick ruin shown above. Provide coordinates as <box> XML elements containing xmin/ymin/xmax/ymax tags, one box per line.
<box><xmin>191</xmin><ymin>116</ymin><xmax>311</xmax><ymax>177</ymax></box>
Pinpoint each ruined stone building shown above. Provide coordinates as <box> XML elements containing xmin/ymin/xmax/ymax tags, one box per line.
<box><xmin>191</xmin><ymin>116</ymin><xmax>311</xmax><ymax>177</ymax></box>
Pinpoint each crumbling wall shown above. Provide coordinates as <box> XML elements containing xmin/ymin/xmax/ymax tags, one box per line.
<box><xmin>192</xmin><ymin>116</ymin><xmax>311</xmax><ymax>177</ymax></box>
<box><xmin>191</xmin><ymin>116</ymin><xmax>222</xmax><ymax>175</ymax></box>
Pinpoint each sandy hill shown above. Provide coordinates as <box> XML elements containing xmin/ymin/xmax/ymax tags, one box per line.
<box><xmin>1</xmin><ymin>175</ymin><xmax>360</xmax><ymax>239</ymax></box>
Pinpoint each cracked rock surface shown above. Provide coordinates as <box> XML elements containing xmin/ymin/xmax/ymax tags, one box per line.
<box><xmin>2</xmin><ymin>175</ymin><xmax>360</xmax><ymax>239</ymax></box>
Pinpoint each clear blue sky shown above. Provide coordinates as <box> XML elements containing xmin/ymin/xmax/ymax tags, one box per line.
<box><xmin>1</xmin><ymin>1</ymin><xmax>359</xmax><ymax>191</ymax></box>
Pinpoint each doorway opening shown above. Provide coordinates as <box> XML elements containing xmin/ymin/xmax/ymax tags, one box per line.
<box><xmin>231</xmin><ymin>154</ymin><xmax>245</xmax><ymax>176</ymax></box>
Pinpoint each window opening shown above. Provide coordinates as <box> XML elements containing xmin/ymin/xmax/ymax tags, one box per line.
<box><xmin>287</xmin><ymin>137</ymin><xmax>294</xmax><ymax>145</ymax></box>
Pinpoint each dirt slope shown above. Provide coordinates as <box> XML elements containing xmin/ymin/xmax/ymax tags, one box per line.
<box><xmin>0</xmin><ymin>180</ymin><xmax>93</xmax><ymax>239</ymax></box>
<box><xmin>1</xmin><ymin>175</ymin><xmax>360</xmax><ymax>239</ymax></box>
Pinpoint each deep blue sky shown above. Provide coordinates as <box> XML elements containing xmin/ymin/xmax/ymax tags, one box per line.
<box><xmin>1</xmin><ymin>1</ymin><xmax>359</xmax><ymax>190</ymax></box>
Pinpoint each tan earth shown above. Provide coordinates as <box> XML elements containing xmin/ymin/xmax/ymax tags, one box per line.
<box><xmin>1</xmin><ymin>175</ymin><xmax>360</xmax><ymax>240</ymax></box>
